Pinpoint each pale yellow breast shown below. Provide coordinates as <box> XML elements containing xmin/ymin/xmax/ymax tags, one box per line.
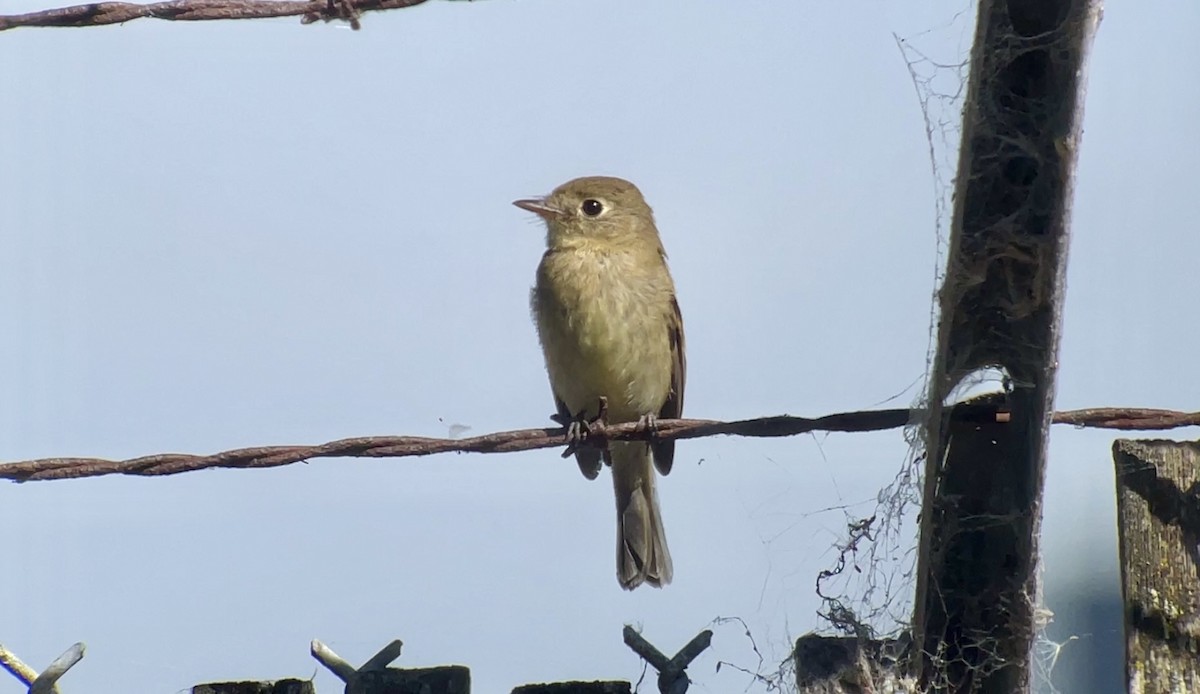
<box><xmin>532</xmin><ymin>243</ymin><xmax>675</xmax><ymax>423</ymax></box>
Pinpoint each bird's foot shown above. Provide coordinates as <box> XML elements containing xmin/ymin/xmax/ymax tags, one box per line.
<box><xmin>636</xmin><ymin>413</ymin><xmax>660</xmax><ymax>441</ymax></box>
<box><xmin>551</xmin><ymin>396</ymin><xmax>609</xmax><ymax>459</ymax></box>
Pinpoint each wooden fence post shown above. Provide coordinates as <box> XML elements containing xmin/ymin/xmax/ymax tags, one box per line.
<box><xmin>193</xmin><ymin>680</ymin><xmax>315</xmax><ymax>694</ymax></box>
<box><xmin>910</xmin><ymin>0</ymin><xmax>1102</xmax><ymax>692</ymax></box>
<box><xmin>1113</xmin><ymin>439</ymin><xmax>1200</xmax><ymax>692</ymax></box>
<box><xmin>511</xmin><ymin>683</ymin><xmax>631</xmax><ymax>693</ymax></box>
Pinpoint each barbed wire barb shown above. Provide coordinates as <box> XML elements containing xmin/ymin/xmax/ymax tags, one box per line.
<box><xmin>1</xmin><ymin>406</ymin><xmax>1197</xmax><ymax>484</ymax></box>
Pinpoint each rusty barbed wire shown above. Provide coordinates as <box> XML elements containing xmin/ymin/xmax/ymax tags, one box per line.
<box><xmin>0</xmin><ymin>0</ymin><xmax>435</xmax><ymax>32</ymax></box>
<box><xmin>1</xmin><ymin>406</ymin><xmax>1196</xmax><ymax>483</ymax></box>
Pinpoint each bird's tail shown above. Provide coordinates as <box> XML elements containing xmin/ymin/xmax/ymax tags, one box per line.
<box><xmin>611</xmin><ymin>441</ymin><xmax>673</xmax><ymax>590</ymax></box>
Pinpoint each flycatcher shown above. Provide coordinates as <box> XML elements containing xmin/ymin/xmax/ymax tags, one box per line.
<box><xmin>515</xmin><ymin>176</ymin><xmax>685</xmax><ymax>590</ymax></box>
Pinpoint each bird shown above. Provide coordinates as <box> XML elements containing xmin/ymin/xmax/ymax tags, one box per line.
<box><xmin>515</xmin><ymin>176</ymin><xmax>685</xmax><ymax>590</ymax></box>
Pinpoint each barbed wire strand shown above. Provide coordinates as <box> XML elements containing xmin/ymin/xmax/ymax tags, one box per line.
<box><xmin>0</xmin><ymin>0</ymin><xmax>433</xmax><ymax>33</ymax></box>
<box><xmin>2</xmin><ymin>406</ymin><xmax>1196</xmax><ymax>483</ymax></box>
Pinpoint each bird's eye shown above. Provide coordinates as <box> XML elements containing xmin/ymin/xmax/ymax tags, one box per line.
<box><xmin>581</xmin><ymin>199</ymin><xmax>604</xmax><ymax>217</ymax></box>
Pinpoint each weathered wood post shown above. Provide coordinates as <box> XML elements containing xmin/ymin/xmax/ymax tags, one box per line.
<box><xmin>193</xmin><ymin>680</ymin><xmax>315</xmax><ymax>694</ymax></box>
<box><xmin>1113</xmin><ymin>439</ymin><xmax>1200</xmax><ymax>692</ymax></box>
<box><xmin>910</xmin><ymin>1</ymin><xmax>1102</xmax><ymax>692</ymax></box>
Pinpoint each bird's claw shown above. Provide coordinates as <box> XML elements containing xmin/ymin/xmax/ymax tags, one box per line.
<box><xmin>636</xmin><ymin>413</ymin><xmax>660</xmax><ymax>441</ymax></box>
<box><xmin>555</xmin><ymin>396</ymin><xmax>610</xmax><ymax>458</ymax></box>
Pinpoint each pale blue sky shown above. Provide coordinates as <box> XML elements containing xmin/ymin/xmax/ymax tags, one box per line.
<box><xmin>2</xmin><ymin>1</ymin><xmax>1197</xmax><ymax>692</ymax></box>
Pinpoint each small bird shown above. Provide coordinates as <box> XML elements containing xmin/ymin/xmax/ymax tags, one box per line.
<box><xmin>515</xmin><ymin>176</ymin><xmax>685</xmax><ymax>590</ymax></box>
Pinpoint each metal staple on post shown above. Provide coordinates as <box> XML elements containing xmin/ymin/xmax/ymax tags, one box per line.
<box><xmin>621</xmin><ymin>626</ymin><xmax>712</xmax><ymax>694</ymax></box>
<box><xmin>0</xmin><ymin>642</ymin><xmax>85</xmax><ymax>694</ymax></box>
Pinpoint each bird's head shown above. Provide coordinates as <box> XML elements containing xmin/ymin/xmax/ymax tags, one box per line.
<box><xmin>514</xmin><ymin>176</ymin><xmax>659</xmax><ymax>250</ymax></box>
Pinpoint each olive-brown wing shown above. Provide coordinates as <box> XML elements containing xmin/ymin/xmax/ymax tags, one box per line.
<box><xmin>651</xmin><ymin>297</ymin><xmax>685</xmax><ymax>476</ymax></box>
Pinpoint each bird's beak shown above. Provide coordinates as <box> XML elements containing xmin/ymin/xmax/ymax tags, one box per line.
<box><xmin>513</xmin><ymin>198</ymin><xmax>564</xmax><ymax>220</ymax></box>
